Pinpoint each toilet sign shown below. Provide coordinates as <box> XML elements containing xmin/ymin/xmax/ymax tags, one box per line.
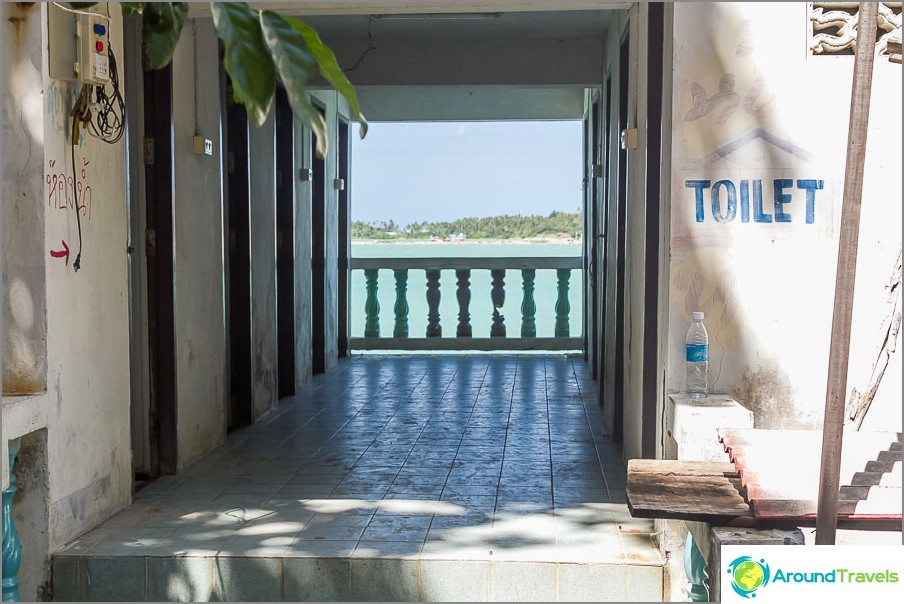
<box><xmin>686</xmin><ymin>179</ymin><xmax>825</xmax><ymax>224</ymax></box>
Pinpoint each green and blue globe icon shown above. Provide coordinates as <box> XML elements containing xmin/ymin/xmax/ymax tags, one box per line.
<box><xmin>727</xmin><ymin>556</ymin><xmax>771</xmax><ymax>598</ymax></box>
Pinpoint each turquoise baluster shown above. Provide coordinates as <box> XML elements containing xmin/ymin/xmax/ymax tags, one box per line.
<box><xmin>393</xmin><ymin>269</ymin><xmax>409</xmax><ymax>338</ymax></box>
<box><xmin>520</xmin><ymin>269</ymin><xmax>536</xmax><ymax>338</ymax></box>
<box><xmin>2</xmin><ymin>439</ymin><xmax>22</xmax><ymax>602</ymax></box>
<box><xmin>554</xmin><ymin>269</ymin><xmax>571</xmax><ymax>337</ymax></box>
<box><xmin>425</xmin><ymin>270</ymin><xmax>442</xmax><ymax>337</ymax></box>
<box><xmin>364</xmin><ymin>268</ymin><xmax>380</xmax><ymax>338</ymax></box>
<box><xmin>456</xmin><ymin>269</ymin><xmax>472</xmax><ymax>337</ymax></box>
<box><xmin>490</xmin><ymin>269</ymin><xmax>506</xmax><ymax>337</ymax></box>
<box><xmin>684</xmin><ymin>533</ymin><xmax>709</xmax><ymax>602</ymax></box>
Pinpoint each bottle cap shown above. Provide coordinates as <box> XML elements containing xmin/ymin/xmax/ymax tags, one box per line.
<box><xmin>691</xmin><ymin>312</ymin><xmax>704</xmax><ymax>320</ymax></box>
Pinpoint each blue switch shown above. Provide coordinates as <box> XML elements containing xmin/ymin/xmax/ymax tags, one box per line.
<box><xmin>93</xmin><ymin>23</ymin><xmax>106</xmax><ymax>35</ymax></box>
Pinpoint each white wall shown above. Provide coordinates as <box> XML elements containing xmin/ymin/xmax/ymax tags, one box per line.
<box><xmin>3</xmin><ymin>3</ymin><xmax>131</xmax><ymax>597</ymax></box>
<box><xmin>171</xmin><ymin>19</ymin><xmax>227</xmax><ymax>468</ymax></box>
<box><xmin>311</xmin><ymin>90</ymin><xmax>341</xmax><ymax>372</ymax></box>
<box><xmin>249</xmin><ymin>110</ymin><xmax>278</xmax><ymax>418</ymax></box>
<box><xmin>667</xmin><ymin>3</ymin><xmax>902</xmax><ymax>430</ymax></box>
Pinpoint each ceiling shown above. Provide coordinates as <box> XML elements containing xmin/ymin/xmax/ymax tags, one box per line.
<box><xmin>297</xmin><ymin>10</ymin><xmax>614</xmax><ymax>42</ymax></box>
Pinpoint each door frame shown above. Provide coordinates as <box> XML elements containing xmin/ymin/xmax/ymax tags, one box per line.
<box><xmin>311</xmin><ymin>103</ymin><xmax>327</xmax><ymax>374</ymax></box>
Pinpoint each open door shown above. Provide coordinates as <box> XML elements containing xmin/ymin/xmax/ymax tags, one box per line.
<box><xmin>311</xmin><ymin>108</ymin><xmax>327</xmax><ymax>374</ymax></box>
<box><xmin>223</xmin><ymin>61</ymin><xmax>253</xmax><ymax>430</ymax></box>
<box><xmin>276</xmin><ymin>88</ymin><xmax>296</xmax><ymax>397</ymax></box>
<box><xmin>143</xmin><ymin>63</ymin><xmax>178</xmax><ymax>475</ymax></box>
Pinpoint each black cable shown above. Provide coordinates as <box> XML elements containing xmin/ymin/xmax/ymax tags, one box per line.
<box><xmin>71</xmin><ymin>93</ymin><xmax>86</xmax><ymax>272</ymax></box>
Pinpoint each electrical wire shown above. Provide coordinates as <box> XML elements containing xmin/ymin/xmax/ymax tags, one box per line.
<box><xmin>50</xmin><ymin>2</ymin><xmax>112</xmax><ymax>20</ymax></box>
<box><xmin>346</xmin><ymin>16</ymin><xmax>376</xmax><ymax>72</ymax></box>
<box><xmin>70</xmin><ymin>85</ymin><xmax>92</xmax><ymax>272</ymax></box>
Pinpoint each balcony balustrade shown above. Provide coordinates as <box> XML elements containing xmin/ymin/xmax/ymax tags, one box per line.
<box><xmin>349</xmin><ymin>256</ymin><xmax>582</xmax><ymax>351</ymax></box>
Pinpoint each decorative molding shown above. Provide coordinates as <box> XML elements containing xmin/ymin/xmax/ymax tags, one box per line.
<box><xmin>810</xmin><ymin>2</ymin><xmax>902</xmax><ymax>56</ymax></box>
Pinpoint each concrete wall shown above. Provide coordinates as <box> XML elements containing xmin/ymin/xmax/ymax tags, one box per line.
<box><xmin>2</xmin><ymin>1</ymin><xmax>47</xmax><ymax>396</ymax></box>
<box><xmin>667</xmin><ymin>3</ymin><xmax>902</xmax><ymax>430</ymax></box>
<box><xmin>3</xmin><ymin>3</ymin><xmax>131</xmax><ymax>598</ymax></box>
<box><xmin>311</xmin><ymin>91</ymin><xmax>341</xmax><ymax>373</ymax></box>
<box><xmin>249</xmin><ymin>111</ymin><xmax>278</xmax><ymax>418</ymax></box>
<box><xmin>294</xmin><ymin>119</ymin><xmax>313</xmax><ymax>388</ymax></box>
<box><xmin>171</xmin><ymin>19</ymin><xmax>227</xmax><ymax>468</ymax></box>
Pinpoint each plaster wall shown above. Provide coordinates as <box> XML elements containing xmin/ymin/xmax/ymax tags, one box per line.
<box><xmin>249</xmin><ymin>110</ymin><xmax>278</xmax><ymax>418</ymax></box>
<box><xmin>294</xmin><ymin>119</ymin><xmax>313</xmax><ymax>387</ymax></box>
<box><xmin>171</xmin><ymin>19</ymin><xmax>227</xmax><ymax>468</ymax></box>
<box><xmin>667</xmin><ymin>3</ymin><xmax>902</xmax><ymax>431</ymax></box>
<box><xmin>3</xmin><ymin>3</ymin><xmax>131</xmax><ymax>597</ymax></box>
<box><xmin>311</xmin><ymin>90</ymin><xmax>341</xmax><ymax>372</ymax></box>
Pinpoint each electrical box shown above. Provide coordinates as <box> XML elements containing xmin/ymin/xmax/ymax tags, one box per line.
<box><xmin>193</xmin><ymin>136</ymin><xmax>213</xmax><ymax>156</ymax></box>
<box><xmin>78</xmin><ymin>12</ymin><xmax>110</xmax><ymax>85</ymax></box>
<box><xmin>48</xmin><ymin>3</ymin><xmax>110</xmax><ymax>85</ymax></box>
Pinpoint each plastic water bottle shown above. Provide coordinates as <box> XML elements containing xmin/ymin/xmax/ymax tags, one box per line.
<box><xmin>685</xmin><ymin>312</ymin><xmax>708</xmax><ymax>398</ymax></box>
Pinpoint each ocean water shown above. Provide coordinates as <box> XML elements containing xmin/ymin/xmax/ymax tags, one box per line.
<box><xmin>350</xmin><ymin>242</ymin><xmax>583</xmax><ymax>340</ymax></box>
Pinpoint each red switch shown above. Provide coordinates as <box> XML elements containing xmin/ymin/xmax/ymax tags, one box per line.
<box><xmin>96</xmin><ymin>41</ymin><xmax>104</xmax><ymax>52</ymax></box>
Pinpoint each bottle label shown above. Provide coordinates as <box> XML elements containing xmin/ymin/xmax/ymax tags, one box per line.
<box><xmin>686</xmin><ymin>344</ymin><xmax>708</xmax><ymax>362</ymax></box>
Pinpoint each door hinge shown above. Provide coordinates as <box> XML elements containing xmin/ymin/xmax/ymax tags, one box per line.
<box><xmin>143</xmin><ymin>138</ymin><xmax>155</xmax><ymax>165</ymax></box>
<box><xmin>145</xmin><ymin>229</ymin><xmax>157</xmax><ymax>257</ymax></box>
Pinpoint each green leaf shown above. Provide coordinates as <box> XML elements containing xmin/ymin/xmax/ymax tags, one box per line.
<box><xmin>211</xmin><ymin>2</ymin><xmax>276</xmax><ymax>128</ymax></box>
<box><xmin>285</xmin><ymin>16</ymin><xmax>367</xmax><ymax>139</ymax></box>
<box><xmin>121</xmin><ymin>3</ymin><xmax>146</xmax><ymax>16</ymax></box>
<box><xmin>258</xmin><ymin>11</ymin><xmax>328</xmax><ymax>158</ymax></box>
<box><xmin>142</xmin><ymin>2</ymin><xmax>188</xmax><ymax>70</ymax></box>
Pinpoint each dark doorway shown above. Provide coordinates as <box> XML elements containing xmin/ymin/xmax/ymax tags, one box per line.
<box><xmin>276</xmin><ymin>89</ymin><xmax>296</xmax><ymax>397</ymax></box>
<box><xmin>598</xmin><ymin>78</ymin><xmax>612</xmax><ymax>404</ymax></box>
<box><xmin>613</xmin><ymin>32</ymin><xmax>630</xmax><ymax>444</ymax></box>
<box><xmin>641</xmin><ymin>3</ymin><xmax>664</xmax><ymax>458</ymax></box>
<box><xmin>588</xmin><ymin>100</ymin><xmax>600</xmax><ymax>377</ymax></box>
<box><xmin>311</xmin><ymin>109</ymin><xmax>327</xmax><ymax>374</ymax></box>
<box><xmin>337</xmin><ymin>120</ymin><xmax>350</xmax><ymax>358</ymax></box>
<box><xmin>223</xmin><ymin>61</ymin><xmax>253</xmax><ymax>431</ymax></box>
<box><xmin>143</xmin><ymin>63</ymin><xmax>177</xmax><ymax>476</ymax></box>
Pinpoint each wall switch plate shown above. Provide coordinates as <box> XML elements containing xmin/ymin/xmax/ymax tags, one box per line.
<box><xmin>76</xmin><ymin>9</ymin><xmax>110</xmax><ymax>85</ymax></box>
<box><xmin>48</xmin><ymin>3</ymin><xmax>78</xmax><ymax>80</ymax></box>
<box><xmin>193</xmin><ymin>136</ymin><xmax>213</xmax><ymax>156</ymax></box>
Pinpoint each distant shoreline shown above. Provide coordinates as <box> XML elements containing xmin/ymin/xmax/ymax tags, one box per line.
<box><xmin>352</xmin><ymin>237</ymin><xmax>581</xmax><ymax>245</ymax></box>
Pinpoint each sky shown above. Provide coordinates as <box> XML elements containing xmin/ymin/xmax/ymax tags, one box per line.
<box><xmin>351</xmin><ymin>121</ymin><xmax>583</xmax><ymax>225</ymax></box>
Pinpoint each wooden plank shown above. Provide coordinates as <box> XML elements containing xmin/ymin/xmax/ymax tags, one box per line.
<box><xmin>627</xmin><ymin>460</ymin><xmax>753</xmax><ymax>524</ymax></box>
<box><xmin>816</xmin><ymin>1</ymin><xmax>879</xmax><ymax>545</ymax></box>
<box><xmin>350</xmin><ymin>256</ymin><xmax>583</xmax><ymax>271</ymax></box>
<box><xmin>349</xmin><ymin>337</ymin><xmax>583</xmax><ymax>351</ymax></box>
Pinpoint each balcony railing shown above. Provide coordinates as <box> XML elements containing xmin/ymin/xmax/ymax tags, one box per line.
<box><xmin>349</xmin><ymin>256</ymin><xmax>582</xmax><ymax>351</ymax></box>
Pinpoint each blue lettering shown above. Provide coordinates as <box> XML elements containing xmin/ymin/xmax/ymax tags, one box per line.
<box><xmin>797</xmin><ymin>179</ymin><xmax>824</xmax><ymax>224</ymax></box>
<box><xmin>711</xmin><ymin>180</ymin><xmax>737</xmax><ymax>222</ymax></box>
<box><xmin>686</xmin><ymin>180</ymin><xmax>711</xmax><ymax>223</ymax></box>
<box><xmin>752</xmin><ymin>180</ymin><xmax>772</xmax><ymax>223</ymax></box>
<box><xmin>773</xmin><ymin>179</ymin><xmax>793</xmax><ymax>222</ymax></box>
<box><xmin>739</xmin><ymin>179</ymin><xmax>751</xmax><ymax>222</ymax></box>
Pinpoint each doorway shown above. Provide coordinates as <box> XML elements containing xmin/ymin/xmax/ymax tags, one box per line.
<box><xmin>311</xmin><ymin>108</ymin><xmax>327</xmax><ymax>374</ymax></box>
<box><xmin>276</xmin><ymin>88</ymin><xmax>296</xmax><ymax>397</ymax></box>
<box><xmin>337</xmin><ymin>119</ymin><xmax>350</xmax><ymax>358</ymax></box>
<box><xmin>223</xmin><ymin>64</ymin><xmax>253</xmax><ymax>430</ymax></box>
<box><xmin>142</xmin><ymin>63</ymin><xmax>178</xmax><ymax>475</ymax></box>
<box><xmin>613</xmin><ymin>32</ymin><xmax>630</xmax><ymax>444</ymax></box>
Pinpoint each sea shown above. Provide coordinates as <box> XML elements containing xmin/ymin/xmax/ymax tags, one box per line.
<box><xmin>350</xmin><ymin>241</ymin><xmax>583</xmax><ymax>339</ymax></box>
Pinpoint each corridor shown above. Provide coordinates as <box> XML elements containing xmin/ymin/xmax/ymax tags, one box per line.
<box><xmin>53</xmin><ymin>355</ymin><xmax>662</xmax><ymax>601</ymax></box>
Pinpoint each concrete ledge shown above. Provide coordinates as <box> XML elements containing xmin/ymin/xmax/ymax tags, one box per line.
<box><xmin>666</xmin><ymin>394</ymin><xmax>754</xmax><ymax>462</ymax></box>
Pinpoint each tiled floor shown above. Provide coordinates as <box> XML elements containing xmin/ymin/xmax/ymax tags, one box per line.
<box><xmin>53</xmin><ymin>355</ymin><xmax>663</xmax><ymax>601</ymax></box>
